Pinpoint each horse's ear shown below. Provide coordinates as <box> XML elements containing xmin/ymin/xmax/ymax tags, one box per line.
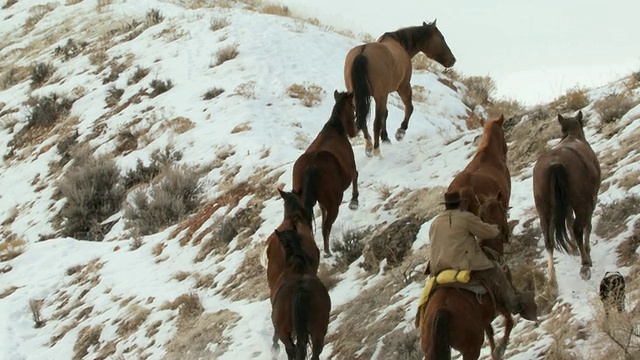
<box><xmin>334</xmin><ymin>90</ymin><xmax>339</xmax><ymax>101</ymax></box>
<box><xmin>423</xmin><ymin>21</ymin><xmax>427</xmax><ymax>26</ymax></box>
<box><xmin>433</xmin><ymin>18</ymin><xmax>437</xmax><ymax>26</ymax></box>
<box><xmin>576</xmin><ymin>110</ymin><xmax>584</xmax><ymax>125</ymax></box>
<box><xmin>277</xmin><ymin>188</ymin><xmax>285</xmax><ymax>199</ymax></box>
<box><xmin>557</xmin><ymin>114</ymin><xmax>566</xmax><ymax>126</ymax></box>
<box><xmin>497</xmin><ymin>114</ymin><xmax>505</xmax><ymax>126</ymax></box>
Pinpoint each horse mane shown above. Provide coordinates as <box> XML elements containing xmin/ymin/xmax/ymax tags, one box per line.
<box><xmin>378</xmin><ymin>25</ymin><xmax>433</xmax><ymax>55</ymax></box>
<box><xmin>476</xmin><ymin>119</ymin><xmax>507</xmax><ymax>161</ymax></box>
<box><xmin>321</xmin><ymin>92</ymin><xmax>350</xmax><ymax>136</ymax></box>
<box><xmin>276</xmin><ymin>228</ymin><xmax>313</xmax><ymax>272</ymax></box>
<box><xmin>281</xmin><ymin>191</ymin><xmax>312</xmax><ymax>228</ymax></box>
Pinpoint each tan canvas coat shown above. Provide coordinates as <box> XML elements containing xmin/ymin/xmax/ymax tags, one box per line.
<box><xmin>429</xmin><ymin>209</ymin><xmax>500</xmax><ymax>274</ymax></box>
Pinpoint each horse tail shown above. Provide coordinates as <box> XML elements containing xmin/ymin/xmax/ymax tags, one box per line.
<box><xmin>431</xmin><ymin>308</ymin><xmax>451</xmax><ymax>360</ymax></box>
<box><xmin>293</xmin><ymin>282</ymin><xmax>311</xmax><ymax>360</ymax></box>
<box><xmin>302</xmin><ymin>164</ymin><xmax>319</xmax><ymax>226</ymax></box>
<box><xmin>350</xmin><ymin>48</ymin><xmax>371</xmax><ymax>133</ymax></box>
<box><xmin>549</xmin><ymin>162</ymin><xmax>572</xmax><ymax>253</ymax></box>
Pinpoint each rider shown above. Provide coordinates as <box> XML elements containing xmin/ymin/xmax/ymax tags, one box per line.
<box><xmin>428</xmin><ymin>190</ymin><xmax>537</xmax><ymax>321</ymax></box>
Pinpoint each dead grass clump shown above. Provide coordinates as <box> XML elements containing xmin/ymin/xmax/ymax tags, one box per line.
<box><xmin>486</xmin><ymin>98</ymin><xmax>525</xmax><ymax>119</ymax></box>
<box><xmin>232</xmin><ymin>81</ymin><xmax>256</xmax><ymax>99</ymax></box>
<box><xmin>595</xmin><ymin>195</ymin><xmax>640</xmax><ymax>239</ymax></box>
<box><xmin>328</xmin><ymin>278</ymin><xmax>405</xmax><ymax>359</ymax></box>
<box><xmin>412</xmin><ymin>53</ymin><xmax>437</xmax><ymax>71</ymax></box>
<box><xmin>54</xmin><ymin>39</ymin><xmax>88</xmax><ymax>61</ymax></box>
<box><xmin>594</xmin><ymin>300</ymin><xmax>640</xmax><ymax>359</ymax></box>
<box><xmin>286</xmin><ymin>82</ymin><xmax>325</xmax><ymax>107</ymax></box>
<box><xmin>333</xmin><ymin>227</ymin><xmax>368</xmax><ymax>269</ymax></box>
<box><xmin>230</xmin><ymin>122</ymin><xmax>251</xmax><ymax>133</ymax></box>
<box><xmin>506</xmin><ymin>106</ymin><xmax>559</xmax><ymax>174</ymax></box>
<box><xmin>166</xmin><ymin>293</ymin><xmax>204</xmax><ymax>322</ymax></box>
<box><xmin>0</xmin><ymin>233</ymin><xmax>26</xmax><ymax>261</ymax></box>
<box><xmin>210</xmin><ymin>17</ymin><xmax>229</xmax><ymax>31</ymax></box>
<box><xmin>393</xmin><ymin>186</ymin><xmax>446</xmax><ymax>220</ymax></box>
<box><xmin>214</xmin><ymin>44</ymin><xmax>239</xmax><ymax>66</ymax></box>
<box><xmin>128</xmin><ymin>66</ymin><xmax>150</xmax><ymax>85</ymax></box>
<box><xmin>124</xmin><ymin>164</ymin><xmax>204</xmax><ymax>236</ymax></box>
<box><xmin>616</xmin><ymin>169</ymin><xmax>640</xmax><ymax>190</ymax></box>
<box><xmin>217</xmin><ymin>245</ymin><xmax>269</xmax><ymax>300</ymax></box>
<box><xmin>317</xmin><ymin>263</ymin><xmax>340</xmax><ymax>291</ymax></box>
<box><xmin>2</xmin><ymin>66</ymin><xmax>28</xmax><ymax>89</ymax></box>
<box><xmin>378</xmin><ymin>328</ymin><xmax>422</xmax><ymax>360</ymax></box>
<box><xmin>3</xmin><ymin>0</ymin><xmax>18</xmax><ymax>9</ymax></box>
<box><xmin>65</xmin><ymin>0</ymin><xmax>83</xmax><ymax>4</ymax></box>
<box><xmin>30</xmin><ymin>62</ymin><xmax>55</xmax><ymax>88</ymax></box>
<box><xmin>594</xmin><ymin>92</ymin><xmax>638</xmax><ymax>124</ymax></box>
<box><xmin>562</xmin><ymin>87</ymin><xmax>590</xmax><ymax>111</ymax></box>
<box><xmin>362</xmin><ymin>214</ymin><xmax>425</xmax><ymax>272</ymax></box>
<box><xmin>59</xmin><ymin>154</ymin><xmax>124</xmax><ymax>241</ymax></box>
<box><xmin>538</xmin><ymin>304</ymin><xmax>585</xmax><ymax>359</ymax></box>
<box><xmin>116</xmin><ymin>304</ymin><xmax>151</xmax><ymax>338</ymax></box>
<box><xmin>105</xmin><ymin>86</ymin><xmax>124</xmax><ymax>107</ymax></box>
<box><xmin>617</xmin><ymin>220</ymin><xmax>640</xmax><ymax>267</ymax></box>
<box><xmin>24</xmin><ymin>4</ymin><xmax>56</xmax><ymax>33</ymax></box>
<box><xmin>26</xmin><ymin>93</ymin><xmax>73</xmax><ymax>129</ymax></box>
<box><xmin>203</xmin><ymin>87</ymin><xmax>224</xmax><ymax>100</ymax></box>
<box><xmin>260</xmin><ymin>4</ymin><xmax>291</xmax><ymax>16</ymax></box>
<box><xmin>73</xmin><ymin>325</ymin><xmax>103</xmax><ymax>360</ymax></box>
<box><xmin>149</xmin><ymin>78</ymin><xmax>174</xmax><ymax>97</ymax></box>
<box><xmin>123</xmin><ymin>146</ymin><xmax>182</xmax><ymax>189</ymax></box>
<box><xmin>164</xmin><ymin>308</ymin><xmax>240</xmax><ymax>360</ymax></box>
<box><xmin>0</xmin><ymin>286</ymin><xmax>19</xmax><ymax>299</ymax></box>
<box><xmin>460</xmin><ymin>75</ymin><xmax>497</xmax><ymax>109</ymax></box>
<box><xmin>145</xmin><ymin>8</ymin><xmax>164</xmax><ymax>25</ymax></box>
<box><xmin>96</xmin><ymin>0</ymin><xmax>113</xmax><ymax>11</ymax></box>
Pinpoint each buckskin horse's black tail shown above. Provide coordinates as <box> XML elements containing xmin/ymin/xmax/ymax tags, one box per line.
<box><xmin>351</xmin><ymin>48</ymin><xmax>371</xmax><ymax>133</ymax></box>
<box><xmin>549</xmin><ymin>162</ymin><xmax>572</xmax><ymax>253</ymax></box>
<box><xmin>431</xmin><ymin>308</ymin><xmax>451</xmax><ymax>360</ymax></box>
<box><xmin>302</xmin><ymin>165</ymin><xmax>319</xmax><ymax>226</ymax></box>
<box><xmin>293</xmin><ymin>283</ymin><xmax>311</xmax><ymax>360</ymax></box>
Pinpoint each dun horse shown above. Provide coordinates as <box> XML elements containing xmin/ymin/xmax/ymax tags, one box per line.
<box><xmin>344</xmin><ymin>20</ymin><xmax>456</xmax><ymax>156</ymax></box>
<box><xmin>262</xmin><ymin>189</ymin><xmax>320</xmax><ymax>299</ymax></box>
<box><xmin>420</xmin><ymin>287</ymin><xmax>513</xmax><ymax>360</ymax></box>
<box><xmin>533</xmin><ymin>111</ymin><xmax>601</xmax><ymax>281</ymax></box>
<box><xmin>270</xmin><ymin>228</ymin><xmax>331</xmax><ymax>360</ymax></box>
<box><xmin>292</xmin><ymin>90</ymin><xmax>359</xmax><ymax>256</ymax></box>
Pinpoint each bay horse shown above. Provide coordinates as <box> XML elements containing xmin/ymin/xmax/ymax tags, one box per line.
<box><xmin>420</xmin><ymin>287</ymin><xmax>514</xmax><ymax>360</ymax></box>
<box><xmin>270</xmin><ymin>228</ymin><xmax>331</xmax><ymax>360</ymax></box>
<box><xmin>344</xmin><ymin>20</ymin><xmax>456</xmax><ymax>156</ymax></box>
<box><xmin>292</xmin><ymin>90</ymin><xmax>359</xmax><ymax>256</ymax></box>
<box><xmin>263</xmin><ymin>189</ymin><xmax>320</xmax><ymax>299</ymax></box>
<box><xmin>532</xmin><ymin>111</ymin><xmax>601</xmax><ymax>282</ymax></box>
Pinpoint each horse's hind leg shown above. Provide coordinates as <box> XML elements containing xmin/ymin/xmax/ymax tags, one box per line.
<box><xmin>348</xmin><ymin>170</ymin><xmax>359</xmax><ymax>210</ymax></box>
<box><xmin>395</xmin><ymin>82</ymin><xmax>414</xmax><ymax>141</ymax></box>
<box><xmin>373</xmin><ymin>95</ymin><xmax>388</xmax><ymax>156</ymax></box>
<box><xmin>573</xmin><ymin>216</ymin><xmax>593</xmax><ymax>280</ymax></box>
<box><xmin>310</xmin><ymin>336</ymin><xmax>324</xmax><ymax>360</ymax></box>
<box><xmin>321</xmin><ymin>205</ymin><xmax>339</xmax><ymax>257</ymax></box>
<box><xmin>541</xmin><ymin>217</ymin><xmax>558</xmax><ymax>286</ymax></box>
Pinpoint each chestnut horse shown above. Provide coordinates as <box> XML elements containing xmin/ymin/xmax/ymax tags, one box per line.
<box><xmin>420</xmin><ymin>287</ymin><xmax>513</xmax><ymax>360</ymax></box>
<box><xmin>532</xmin><ymin>111</ymin><xmax>601</xmax><ymax>282</ymax></box>
<box><xmin>262</xmin><ymin>189</ymin><xmax>320</xmax><ymax>299</ymax></box>
<box><xmin>270</xmin><ymin>228</ymin><xmax>331</xmax><ymax>360</ymax></box>
<box><xmin>292</xmin><ymin>90</ymin><xmax>359</xmax><ymax>256</ymax></box>
<box><xmin>344</xmin><ymin>20</ymin><xmax>456</xmax><ymax>156</ymax></box>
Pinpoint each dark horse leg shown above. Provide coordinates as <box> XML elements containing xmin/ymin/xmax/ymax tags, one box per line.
<box><xmin>348</xmin><ymin>170</ymin><xmax>359</xmax><ymax>210</ymax></box>
<box><xmin>573</xmin><ymin>212</ymin><xmax>593</xmax><ymax>280</ymax></box>
<box><xmin>320</xmin><ymin>204</ymin><xmax>338</xmax><ymax>257</ymax></box>
<box><xmin>395</xmin><ymin>81</ymin><xmax>414</xmax><ymax>141</ymax></box>
<box><xmin>311</xmin><ymin>337</ymin><xmax>324</xmax><ymax>360</ymax></box>
<box><xmin>372</xmin><ymin>94</ymin><xmax>389</xmax><ymax>156</ymax></box>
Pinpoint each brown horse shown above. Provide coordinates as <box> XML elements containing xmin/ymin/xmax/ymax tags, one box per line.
<box><xmin>448</xmin><ymin>115</ymin><xmax>511</xmax><ymax>254</ymax></box>
<box><xmin>270</xmin><ymin>228</ymin><xmax>331</xmax><ymax>360</ymax></box>
<box><xmin>532</xmin><ymin>111</ymin><xmax>601</xmax><ymax>282</ymax></box>
<box><xmin>420</xmin><ymin>287</ymin><xmax>514</xmax><ymax>360</ymax></box>
<box><xmin>344</xmin><ymin>20</ymin><xmax>456</xmax><ymax>156</ymax></box>
<box><xmin>292</xmin><ymin>90</ymin><xmax>359</xmax><ymax>256</ymax></box>
<box><xmin>263</xmin><ymin>189</ymin><xmax>320</xmax><ymax>299</ymax></box>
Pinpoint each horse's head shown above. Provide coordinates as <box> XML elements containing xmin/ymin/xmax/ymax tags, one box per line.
<box><xmin>480</xmin><ymin>114</ymin><xmax>508</xmax><ymax>159</ymax></box>
<box><xmin>333</xmin><ymin>90</ymin><xmax>357</xmax><ymax>138</ymax></box>
<box><xmin>278</xmin><ymin>188</ymin><xmax>311</xmax><ymax>228</ymax></box>
<box><xmin>477</xmin><ymin>191</ymin><xmax>509</xmax><ymax>251</ymax></box>
<box><xmin>558</xmin><ymin>111</ymin><xmax>586</xmax><ymax>141</ymax></box>
<box><xmin>274</xmin><ymin>228</ymin><xmax>314</xmax><ymax>272</ymax></box>
<box><xmin>419</xmin><ymin>20</ymin><xmax>456</xmax><ymax>68</ymax></box>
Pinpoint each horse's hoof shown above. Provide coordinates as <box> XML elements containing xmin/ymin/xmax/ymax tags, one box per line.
<box><xmin>349</xmin><ymin>200</ymin><xmax>359</xmax><ymax>210</ymax></box>
<box><xmin>580</xmin><ymin>266</ymin><xmax>591</xmax><ymax>280</ymax></box>
<box><xmin>395</xmin><ymin>128</ymin><xmax>406</xmax><ymax>141</ymax></box>
<box><xmin>373</xmin><ymin>147</ymin><xmax>381</xmax><ymax>156</ymax></box>
<box><xmin>381</xmin><ymin>135</ymin><xmax>391</xmax><ymax>143</ymax></box>
<box><xmin>365</xmin><ymin>147</ymin><xmax>373</xmax><ymax>157</ymax></box>
<box><xmin>323</xmin><ymin>252</ymin><xmax>332</xmax><ymax>258</ymax></box>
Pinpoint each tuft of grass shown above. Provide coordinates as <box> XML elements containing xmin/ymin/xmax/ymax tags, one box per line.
<box><xmin>378</xmin><ymin>328</ymin><xmax>423</xmax><ymax>360</ymax></box>
<box><xmin>286</xmin><ymin>82</ymin><xmax>325</xmax><ymax>107</ymax></box>
<box><xmin>24</xmin><ymin>4</ymin><xmax>55</xmax><ymax>33</ymax></box>
<box><xmin>123</xmin><ymin>146</ymin><xmax>182</xmax><ymax>189</ymax></box>
<box><xmin>214</xmin><ymin>44</ymin><xmax>239</xmax><ymax>66</ymax></box>
<box><xmin>259</xmin><ymin>4</ymin><xmax>291</xmax><ymax>16</ymax></box>
<box><xmin>149</xmin><ymin>78</ymin><xmax>174</xmax><ymax>97</ymax></box>
<box><xmin>105</xmin><ymin>86</ymin><xmax>124</xmax><ymax>107</ymax></box>
<box><xmin>127</xmin><ymin>66</ymin><xmax>150</xmax><ymax>85</ymax></box>
<box><xmin>486</xmin><ymin>98</ymin><xmax>525</xmax><ymax>119</ymax></box>
<box><xmin>54</xmin><ymin>39</ymin><xmax>88</xmax><ymax>61</ymax></box>
<box><xmin>563</xmin><ymin>87</ymin><xmax>590</xmax><ymax>111</ymax></box>
<box><xmin>594</xmin><ymin>92</ymin><xmax>639</xmax><ymax>124</ymax></box>
<box><xmin>616</xmin><ymin>220</ymin><xmax>640</xmax><ymax>267</ymax></box>
<box><xmin>595</xmin><ymin>195</ymin><xmax>640</xmax><ymax>239</ymax></box>
<box><xmin>30</xmin><ymin>62</ymin><xmax>55</xmax><ymax>88</ymax></box>
<box><xmin>460</xmin><ymin>75</ymin><xmax>497</xmax><ymax>109</ymax></box>
<box><xmin>3</xmin><ymin>0</ymin><xmax>18</xmax><ymax>9</ymax></box>
<box><xmin>209</xmin><ymin>17</ymin><xmax>229</xmax><ymax>31</ymax></box>
<box><xmin>203</xmin><ymin>87</ymin><xmax>224</xmax><ymax>100</ymax></box>
<box><xmin>362</xmin><ymin>215</ymin><xmax>425</xmax><ymax>272</ymax></box>
<box><xmin>0</xmin><ymin>234</ymin><xmax>26</xmax><ymax>262</ymax></box>
<box><xmin>25</xmin><ymin>93</ymin><xmax>74</xmax><ymax>129</ymax></box>
<box><xmin>232</xmin><ymin>81</ymin><xmax>256</xmax><ymax>99</ymax></box>
<box><xmin>146</xmin><ymin>8</ymin><xmax>164</xmax><ymax>25</ymax></box>
<box><xmin>73</xmin><ymin>325</ymin><xmax>103</xmax><ymax>360</ymax></box>
<box><xmin>333</xmin><ymin>227</ymin><xmax>368</xmax><ymax>269</ymax></box>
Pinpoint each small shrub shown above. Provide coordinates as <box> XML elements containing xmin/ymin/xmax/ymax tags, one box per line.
<box><xmin>209</xmin><ymin>17</ymin><xmax>229</xmax><ymax>31</ymax></box>
<box><xmin>215</xmin><ymin>44</ymin><xmax>239</xmax><ymax>66</ymax></box>
<box><xmin>260</xmin><ymin>4</ymin><xmax>290</xmax><ymax>16</ymax></box>
<box><xmin>123</xmin><ymin>146</ymin><xmax>182</xmax><ymax>189</ymax></box>
<box><xmin>102</xmin><ymin>61</ymin><xmax>128</xmax><ymax>84</ymax></box>
<box><xmin>124</xmin><ymin>165</ymin><xmax>203</xmax><ymax>236</ymax></box>
<box><xmin>128</xmin><ymin>66</ymin><xmax>150</xmax><ymax>85</ymax></box>
<box><xmin>379</xmin><ymin>328</ymin><xmax>422</xmax><ymax>360</ymax></box>
<box><xmin>412</xmin><ymin>53</ymin><xmax>437</xmax><ymax>71</ymax></box>
<box><xmin>54</xmin><ymin>39</ymin><xmax>88</xmax><ymax>61</ymax></box>
<box><xmin>233</xmin><ymin>81</ymin><xmax>256</xmax><ymax>99</ymax></box>
<box><xmin>362</xmin><ymin>215</ymin><xmax>424</xmax><ymax>272</ymax></box>
<box><xmin>0</xmin><ymin>235</ymin><xmax>26</xmax><ymax>261</ymax></box>
<box><xmin>105</xmin><ymin>86</ymin><xmax>124</xmax><ymax>107</ymax></box>
<box><xmin>2</xmin><ymin>67</ymin><xmax>20</xmax><ymax>89</ymax></box>
<box><xmin>460</xmin><ymin>75</ymin><xmax>497</xmax><ymax>109</ymax></box>
<box><xmin>146</xmin><ymin>8</ymin><xmax>164</xmax><ymax>25</ymax></box>
<box><xmin>26</xmin><ymin>93</ymin><xmax>74</xmax><ymax>129</ymax></box>
<box><xmin>333</xmin><ymin>228</ymin><xmax>367</xmax><ymax>268</ymax></box>
<box><xmin>30</xmin><ymin>62</ymin><xmax>55</xmax><ymax>87</ymax></box>
<box><xmin>203</xmin><ymin>87</ymin><xmax>224</xmax><ymax>100</ymax></box>
<box><xmin>59</xmin><ymin>154</ymin><xmax>125</xmax><ymax>241</ymax></box>
<box><xmin>89</xmin><ymin>51</ymin><xmax>108</xmax><ymax>67</ymax></box>
<box><xmin>486</xmin><ymin>98</ymin><xmax>525</xmax><ymax>119</ymax></box>
<box><xmin>594</xmin><ymin>92</ymin><xmax>638</xmax><ymax>124</ymax></box>
<box><xmin>563</xmin><ymin>87</ymin><xmax>590</xmax><ymax>111</ymax></box>
<box><xmin>595</xmin><ymin>195</ymin><xmax>640</xmax><ymax>239</ymax></box>
<box><xmin>286</xmin><ymin>82</ymin><xmax>325</xmax><ymax>107</ymax></box>
<box><xmin>150</xmin><ymin>78</ymin><xmax>174</xmax><ymax>97</ymax></box>
<box><xmin>616</xmin><ymin>220</ymin><xmax>640</xmax><ymax>267</ymax></box>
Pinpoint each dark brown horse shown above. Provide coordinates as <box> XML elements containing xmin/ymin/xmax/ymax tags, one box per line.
<box><xmin>532</xmin><ymin>111</ymin><xmax>601</xmax><ymax>282</ymax></box>
<box><xmin>448</xmin><ymin>115</ymin><xmax>511</xmax><ymax>254</ymax></box>
<box><xmin>270</xmin><ymin>228</ymin><xmax>331</xmax><ymax>360</ymax></box>
<box><xmin>420</xmin><ymin>287</ymin><xmax>514</xmax><ymax>360</ymax></box>
<box><xmin>344</xmin><ymin>20</ymin><xmax>456</xmax><ymax>156</ymax></box>
<box><xmin>262</xmin><ymin>189</ymin><xmax>320</xmax><ymax>299</ymax></box>
<box><xmin>292</xmin><ymin>90</ymin><xmax>359</xmax><ymax>256</ymax></box>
